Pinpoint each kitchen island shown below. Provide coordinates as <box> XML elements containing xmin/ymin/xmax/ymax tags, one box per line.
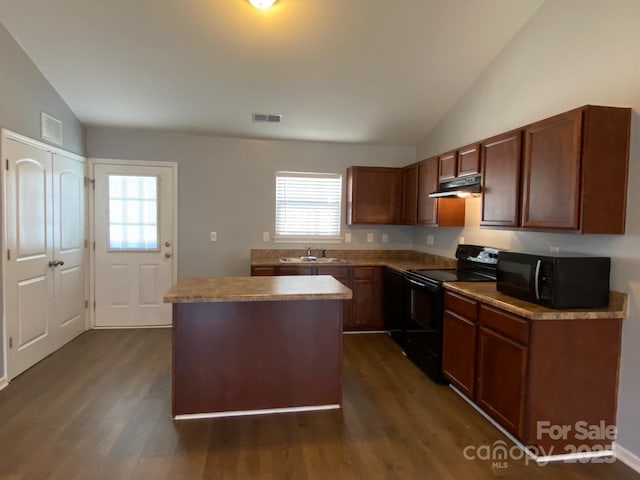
<box><xmin>164</xmin><ymin>275</ymin><xmax>352</xmax><ymax>419</ymax></box>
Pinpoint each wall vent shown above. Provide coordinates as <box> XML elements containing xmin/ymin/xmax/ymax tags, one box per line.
<box><xmin>41</xmin><ymin>112</ymin><xmax>63</xmax><ymax>145</ymax></box>
<box><xmin>252</xmin><ymin>113</ymin><xmax>283</xmax><ymax>123</ymax></box>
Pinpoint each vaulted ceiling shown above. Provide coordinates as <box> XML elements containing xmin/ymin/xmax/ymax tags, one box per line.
<box><xmin>0</xmin><ymin>0</ymin><xmax>543</xmax><ymax>145</ymax></box>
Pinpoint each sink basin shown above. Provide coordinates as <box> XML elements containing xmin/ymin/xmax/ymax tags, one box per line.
<box><xmin>279</xmin><ymin>257</ymin><xmax>346</xmax><ymax>264</ymax></box>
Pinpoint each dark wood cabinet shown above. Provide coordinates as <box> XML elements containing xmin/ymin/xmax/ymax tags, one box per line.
<box><xmin>480</xmin><ymin>130</ymin><xmax>522</xmax><ymax>228</ymax></box>
<box><xmin>351</xmin><ymin>266</ymin><xmax>383</xmax><ymax>330</ymax></box>
<box><xmin>522</xmin><ymin>110</ymin><xmax>582</xmax><ymax>229</ymax></box>
<box><xmin>438</xmin><ymin>151</ymin><xmax>457</xmax><ymax>181</ymax></box>
<box><xmin>442</xmin><ymin>292</ymin><xmax>478</xmax><ymax>398</ymax></box>
<box><xmin>457</xmin><ymin>143</ymin><xmax>481</xmax><ymax>177</ymax></box>
<box><xmin>417</xmin><ymin>157</ymin><xmax>465</xmax><ymax>227</ymax></box>
<box><xmin>251</xmin><ymin>264</ymin><xmax>383</xmax><ymax>331</ymax></box>
<box><xmin>401</xmin><ymin>164</ymin><xmax>419</xmax><ymax>225</ymax></box>
<box><xmin>250</xmin><ymin>266</ymin><xmax>276</xmax><ymax>276</ymax></box>
<box><xmin>346</xmin><ymin>166</ymin><xmax>403</xmax><ymax>224</ymax></box>
<box><xmin>476</xmin><ymin>306</ymin><xmax>528</xmax><ymax>438</ymax></box>
<box><xmin>521</xmin><ymin>105</ymin><xmax>630</xmax><ymax>233</ymax></box>
<box><xmin>443</xmin><ymin>289</ymin><xmax>623</xmax><ymax>453</ymax></box>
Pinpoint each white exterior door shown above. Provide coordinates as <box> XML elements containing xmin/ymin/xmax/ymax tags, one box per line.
<box><xmin>93</xmin><ymin>162</ymin><xmax>176</xmax><ymax>327</ymax></box>
<box><xmin>3</xmin><ymin>135</ymin><xmax>87</xmax><ymax>379</ymax></box>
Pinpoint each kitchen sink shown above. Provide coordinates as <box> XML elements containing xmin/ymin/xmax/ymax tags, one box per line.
<box><xmin>279</xmin><ymin>257</ymin><xmax>346</xmax><ymax>263</ymax></box>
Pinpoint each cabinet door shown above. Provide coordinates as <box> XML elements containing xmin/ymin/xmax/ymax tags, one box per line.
<box><xmin>417</xmin><ymin>157</ymin><xmax>438</xmax><ymax>225</ymax></box>
<box><xmin>351</xmin><ymin>267</ymin><xmax>383</xmax><ymax>330</ymax></box>
<box><xmin>457</xmin><ymin>143</ymin><xmax>480</xmax><ymax>177</ymax></box>
<box><xmin>279</xmin><ymin>266</ymin><xmax>314</xmax><ymax>275</ymax></box>
<box><xmin>251</xmin><ymin>266</ymin><xmax>276</xmax><ymax>276</ymax></box>
<box><xmin>522</xmin><ymin>110</ymin><xmax>582</xmax><ymax>229</ymax></box>
<box><xmin>442</xmin><ymin>311</ymin><xmax>477</xmax><ymax>398</ymax></box>
<box><xmin>401</xmin><ymin>164</ymin><xmax>418</xmax><ymax>225</ymax></box>
<box><xmin>438</xmin><ymin>151</ymin><xmax>457</xmax><ymax>181</ymax></box>
<box><xmin>476</xmin><ymin>327</ymin><xmax>527</xmax><ymax>437</ymax></box>
<box><xmin>346</xmin><ymin>167</ymin><xmax>402</xmax><ymax>224</ymax></box>
<box><xmin>317</xmin><ymin>266</ymin><xmax>353</xmax><ymax>330</ymax></box>
<box><xmin>480</xmin><ymin>130</ymin><xmax>523</xmax><ymax>227</ymax></box>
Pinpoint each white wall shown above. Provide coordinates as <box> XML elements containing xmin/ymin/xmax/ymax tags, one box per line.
<box><xmin>87</xmin><ymin>127</ymin><xmax>416</xmax><ymax>278</ymax></box>
<box><xmin>415</xmin><ymin>0</ymin><xmax>640</xmax><ymax>458</ymax></box>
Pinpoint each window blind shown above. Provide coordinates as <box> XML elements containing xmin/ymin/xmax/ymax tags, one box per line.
<box><xmin>275</xmin><ymin>172</ymin><xmax>342</xmax><ymax>237</ymax></box>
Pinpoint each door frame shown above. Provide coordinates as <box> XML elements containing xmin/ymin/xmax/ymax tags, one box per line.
<box><xmin>88</xmin><ymin>158</ymin><xmax>178</xmax><ymax>329</ymax></box>
<box><xmin>0</xmin><ymin>129</ymin><xmax>87</xmax><ymax>385</ymax></box>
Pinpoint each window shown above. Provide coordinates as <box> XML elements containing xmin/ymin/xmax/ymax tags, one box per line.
<box><xmin>108</xmin><ymin>175</ymin><xmax>159</xmax><ymax>250</ymax></box>
<box><xmin>275</xmin><ymin>172</ymin><xmax>342</xmax><ymax>239</ymax></box>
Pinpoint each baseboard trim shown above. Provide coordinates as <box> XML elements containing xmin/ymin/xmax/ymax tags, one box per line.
<box><xmin>93</xmin><ymin>325</ymin><xmax>172</xmax><ymax>330</ymax></box>
<box><xmin>449</xmin><ymin>384</ymin><xmax>614</xmax><ymax>464</ymax></box>
<box><xmin>0</xmin><ymin>377</ymin><xmax>8</xmax><ymax>392</ymax></box>
<box><xmin>614</xmin><ymin>443</ymin><xmax>640</xmax><ymax>473</ymax></box>
<box><xmin>174</xmin><ymin>403</ymin><xmax>341</xmax><ymax>420</ymax></box>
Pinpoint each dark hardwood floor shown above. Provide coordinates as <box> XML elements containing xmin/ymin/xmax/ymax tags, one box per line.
<box><xmin>0</xmin><ymin>329</ymin><xmax>637</xmax><ymax>480</ymax></box>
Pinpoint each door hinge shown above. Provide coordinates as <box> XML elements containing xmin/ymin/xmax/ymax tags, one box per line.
<box><xmin>7</xmin><ymin>249</ymin><xmax>10</xmax><ymax>261</ymax></box>
<box><xmin>84</xmin><ymin>177</ymin><xmax>94</xmax><ymax>188</ymax></box>
<box><xmin>5</xmin><ymin>159</ymin><xmax>8</xmax><ymax>171</ymax></box>
<box><xmin>85</xmin><ymin>239</ymin><xmax>88</xmax><ymax>248</ymax></box>
<box><xmin>93</xmin><ymin>241</ymin><xmax>96</xmax><ymax>251</ymax></box>
<box><xmin>85</xmin><ymin>300</ymin><xmax>88</xmax><ymax>309</ymax></box>
<box><xmin>9</xmin><ymin>337</ymin><xmax>13</xmax><ymax>349</ymax></box>
<box><xmin>93</xmin><ymin>300</ymin><xmax>96</xmax><ymax>310</ymax></box>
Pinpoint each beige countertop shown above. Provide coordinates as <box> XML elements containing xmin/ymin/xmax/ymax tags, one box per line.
<box><xmin>164</xmin><ymin>275</ymin><xmax>353</xmax><ymax>303</ymax></box>
<box><xmin>444</xmin><ymin>282</ymin><xmax>628</xmax><ymax>320</ymax></box>
<box><xmin>250</xmin><ymin>249</ymin><xmax>457</xmax><ymax>273</ymax></box>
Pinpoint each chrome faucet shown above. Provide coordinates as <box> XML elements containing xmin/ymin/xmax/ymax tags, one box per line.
<box><xmin>306</xmin><ymin>246</ymin><xmax>312</xmax><ymax>257</ymax></box>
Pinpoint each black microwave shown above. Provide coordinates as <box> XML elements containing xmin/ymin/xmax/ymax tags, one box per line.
<box><xmin>496</xmin><ymin>252</ymin><xmax>610</xmax><ymax>309</ymax></box>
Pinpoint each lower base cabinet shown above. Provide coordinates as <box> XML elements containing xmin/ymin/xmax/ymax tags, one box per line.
<box><xmin>251</xmin><ymin>265</ymin><xmax>383</xmax><ymax>331</ymax></box>
<box><xmin>443</xmin><ymin>290</ymin><xmax>622</xmax><ymax>454</ymax></box>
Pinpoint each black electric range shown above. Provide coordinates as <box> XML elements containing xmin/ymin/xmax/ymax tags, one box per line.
<box><xmin>401</xmin><ymin>245</ymin><xmax>499</xmax><ymax>383</ymax></box>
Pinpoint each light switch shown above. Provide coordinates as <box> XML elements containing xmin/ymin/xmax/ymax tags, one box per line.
<box><xmin>210</xmin><ymin>232</ymin><xmax>217</xmax><ymax>242</ymax></box>
<box><xmin>366</xmin><ymin>233</ymin><xmax>374</xmax><ymax>243</ymax></box>
<box><xmin>263</xmin><ymin>232</ymin><xmax>270</xmax><ymax>242</ymax></box>
<box><xmin>345</xmin><ymin>232</ymin><xmax>352</xmax><ymax>243</ymax></box>
<box><xmin>382</xmin><ymin>234</ymin><xmax>389</xmax><ymax>243</ymax></box>
<box><xmin>427</xmin><ymin>235</ymin><xmax>434</xmax><ymax>245</ymax></box>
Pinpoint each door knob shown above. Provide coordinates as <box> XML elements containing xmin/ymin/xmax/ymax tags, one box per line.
<box><xmin>165</xmin><ymin>252</ymin><xmax>172</xmax><ymax>258</ymax></box>
<box><xmin>48</xmin><ymin>259</ymin><xmax>65</xmax><ymax>267</ymax></box>
<box><xmin>165</xmin><ymin>241</ymin><xmax>171</xmax><ymax>247</ymax></box>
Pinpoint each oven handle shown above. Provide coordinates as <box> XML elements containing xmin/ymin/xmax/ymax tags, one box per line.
<box><xmin>534</xmin><ymin>259</ymin><xmax>541</xmax><ymax>300</ymax></box>
<box><xmin>406</xmin><ymin>277</ymin><xmax>439</xmax><ymax>294</ymax></box>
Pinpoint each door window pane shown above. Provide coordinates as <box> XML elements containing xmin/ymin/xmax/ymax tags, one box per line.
<box><xmin>108</xmin><ymin>175</ymin><xmax>158</xmax><ymax>250</ymax></box>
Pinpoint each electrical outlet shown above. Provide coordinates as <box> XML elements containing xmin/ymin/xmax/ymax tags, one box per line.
<box><xmin>427</xmin><ymin>235</ymin><xmax>434</xmax><ymax>246</ymax></box>
<box><xmin>382</xmin><ymin>233</ymin><xmax>389</xmax><ymax>243</ymax></box>
<box><xmin>210</xmin><ymin>232</ymin><xmax>217</xmax><ymax>242</ymax></box>
<box><xmin>550</xmin><ymin>246</ymin><xmax>560</xmax><ymax>254</ymax></box>
<box><xmin>460</xmin><ymin>236</ymin><xmax>465</xmax><ymax>245</ymax></box>
<box><xmin>345</xmin><ymin>232</ymin><xmax>352</xmax><ymax>243</ymax></box>
<box><xmin>262</xmin><ymin>232</ymin><xmax>270</xmax><ymax>242</ymax></box>
<box><xmin>366</xmin><ymin>233</ymin><xmax>374</xmax><ymax>243</ymax></box>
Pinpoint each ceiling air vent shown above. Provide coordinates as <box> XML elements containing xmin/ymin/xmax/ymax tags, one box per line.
<box><xmin>252</xmin><ymin>113</ymin><xmax>283</xmax><ymax>123</ymax></box>
<box><xmin>41</xmin><ymin>112</ymin><xmax>63</xmax><ymax>145</ymax></box>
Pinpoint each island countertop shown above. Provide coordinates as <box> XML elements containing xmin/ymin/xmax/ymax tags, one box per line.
<box><xmin>164</xmin><ymin>275</ymin><xmax>353</xmax><ymax>303</ymax></box>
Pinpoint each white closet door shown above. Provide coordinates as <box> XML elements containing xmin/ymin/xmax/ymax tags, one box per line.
<box><xmin>53</xmin><ymin>153</ymin><xmax>86</xmax><ymax>347</ymax></box>
<box><xmin>5</xmin><ymin>138</ymin><xmax>56</xmax><ymax>379</ymax></box>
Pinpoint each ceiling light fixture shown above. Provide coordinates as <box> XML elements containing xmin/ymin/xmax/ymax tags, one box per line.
<box><xmin>249</xmin><ymin>0</ymin><xmax>277</xmax><ymax>9</ymax></box>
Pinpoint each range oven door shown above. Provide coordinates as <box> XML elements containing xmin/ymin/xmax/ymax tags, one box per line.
<box><xmin>403</xmin><ymin>276</ymin><xmax>447</xmax><ymax>384</ymax></box>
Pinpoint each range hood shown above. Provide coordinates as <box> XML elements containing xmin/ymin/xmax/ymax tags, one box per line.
<box><xmin>428</xmin><ymin>174</ymin><xmax>482</xmax><ymax>198</ymax></box>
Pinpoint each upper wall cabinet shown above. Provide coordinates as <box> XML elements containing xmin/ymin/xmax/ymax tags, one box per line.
<box><xmin>401</xmin><ymin>163</ymin><xmax>419</xmax><ymax>225</ymax></box>
<box><xmin>480</xmin><ymin>130</ymin><xmax>523</xmax><ymax>228</ymax></box>
<box><xmin>346</xmin><ymin>166</ymin><xmax>403</xmax><ymax>224</ymax></box>
<box><xmin>438</xmin><ymin>144</ymin><xmax>481</xmax><ymax>182</ymax></box>
<box><xmin>417</xmin><ymin>157</ymin><xmax>465</xmax><ymax>227</ymax></box>
<box><xmin>521</xmin><ymin>106</ymin><xmax>630</xmax><ymax>233</ymax></box>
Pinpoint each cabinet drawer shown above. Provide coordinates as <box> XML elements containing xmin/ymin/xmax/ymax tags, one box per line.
<box><xmin>352</xmin><ymin>266</ymin><xmax>374</xmax><ymax>279</ymax></box>
<box><xmin>444</xmin><ymin>291</ymin><xmax>478</xmax><ymax>321</ymax></box>
<box><xmin>479</xmin><ymin>305</ymin><xmax>529</xmax><ymax>344</ymax></box>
